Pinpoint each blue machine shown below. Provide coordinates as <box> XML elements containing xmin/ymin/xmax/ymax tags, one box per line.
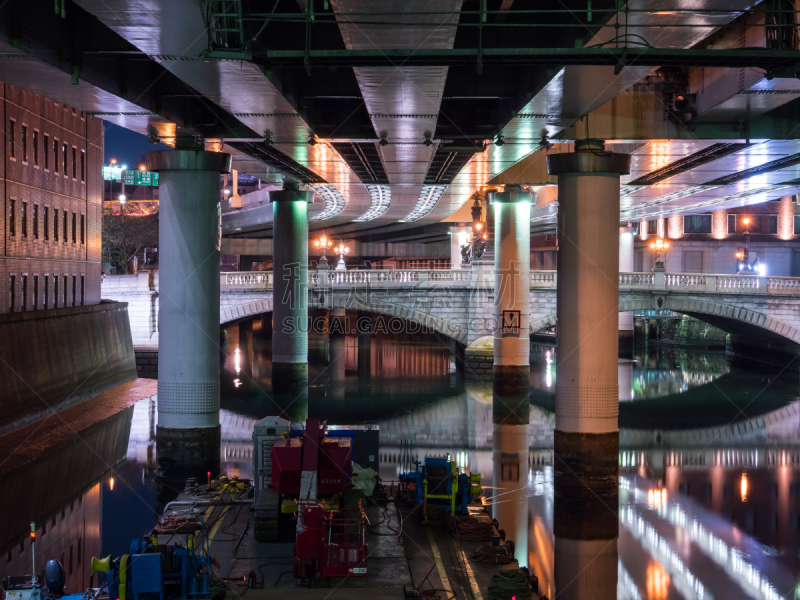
<box><xmin>96</xmin><ymin>535</ymin><xmax>210</xmax><ymax>600</ymax></box>
<box><xmin>400</xmin><ymin>456</ymin><xmax>477</xmax><ymax>519</ymax></box>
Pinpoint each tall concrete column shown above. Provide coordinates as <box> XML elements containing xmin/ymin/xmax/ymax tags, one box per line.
<box><xmin>619</xmin><ymin>225</ymin><xmax>635</xmax><ymax>357</ymax></box>
<box><xmin>271</xmin><ymin>185</ymin><xmax>312</xmax><ymax>390</ymax></box>
<box><xmin>148</xmin><ymin>145</ymin><xmax>231</xmax><ymax>431</ymax></box>
<box><xmin>489</xmin><ymin>186</ymin><xmax>532</xmax><ymax>424</ymax></box>
<box><xmin>547</xmin><ymin>140</ymin><xmax>630</xmax><ymax>540</ymax></box>
<box><xmin>329</xmin><ymin>307</ymin><xmax>347</xmax><ymax>334</ymax></box>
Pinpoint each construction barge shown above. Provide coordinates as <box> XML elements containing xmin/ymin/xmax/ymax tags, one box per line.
<box><xmin>3</xmin><ymin>418</ymin><xmax>537</xmax><ymax>600</ymax></box>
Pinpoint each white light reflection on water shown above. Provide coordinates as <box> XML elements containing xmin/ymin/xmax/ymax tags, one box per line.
<box><xmin>622</xmin><ymin>476</ymin><xmax>785</xmax><ymax>600</ymax></box>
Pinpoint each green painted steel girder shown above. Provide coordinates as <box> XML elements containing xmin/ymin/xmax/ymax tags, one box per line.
<box><xmin>202</xmin><ymin>47</ymin><xmax>800</xmax><ymax>71</ymax></box>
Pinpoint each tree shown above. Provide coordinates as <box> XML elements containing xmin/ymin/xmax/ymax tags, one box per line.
<box><xmin>102</xmin><ymin>205</ymin><xmax>158</xmax><ymax>273</ymax></box>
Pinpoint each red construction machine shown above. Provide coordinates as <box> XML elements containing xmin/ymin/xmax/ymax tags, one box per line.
<box><xmin>270</xmin><ymin>419</ymin><xmax>368</xmax><ymax>584</ymax></box>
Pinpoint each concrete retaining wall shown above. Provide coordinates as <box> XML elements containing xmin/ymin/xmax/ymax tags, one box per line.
<box><xmin>101</xmin><ymin>272</ymin><xmax>158</xmax><ymax>346</ymax></box>
<box><xmin>0</xmin><ymin>301</ymin><xmax>137</xmax><ymax>435</ymax></box>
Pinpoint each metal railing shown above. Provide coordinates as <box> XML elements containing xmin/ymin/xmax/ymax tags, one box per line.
<box><xmin>217</xmin><ymin>269</ymin><xmax>800</xmax><ymax>295</ymax></box>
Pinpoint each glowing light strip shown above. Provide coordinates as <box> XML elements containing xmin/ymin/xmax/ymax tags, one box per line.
<box><xmin>618</xmin><ymin>560</ymin><xmax>643</xmax><ymax>600</ymax></box>
<box><xmin>620</xmin><ymin>506</ymin><xmax>709</xmax><ymax>600</ymax></box>
<box><xmin>620</xmin><ymin>185</ymin><xmax>716</xmax><ymax>218</ymax></box>
<box><xmin>310</xmin><ymin>184</ymin><xmax>346</xmax><ymax>220</ymax></box>
<box><xmin>623</xmin><ymin>477</ymin><xmax>783</xmax><ymax>600</ymax></box>
<box><xmin>355</xmin><ymin>184</ymin><xmax>391</xmax><ymax>221</ymax></box>
<box><xmin>400</xmin><ymin>185</ymin><xmax>448</xmax><ymax>222</ymax></box>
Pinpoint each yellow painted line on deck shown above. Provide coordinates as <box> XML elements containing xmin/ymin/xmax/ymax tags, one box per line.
<box><xmin>425</xmin><ymin>527</ymin><xmax>453</xmax><ymax>595</ymax></box>
<box><xmin>208</xmin><ymin>505</ymin><xmax>231</xmax><ymax>544</ymax></box>
<box><xmin>454</xmin><ymin>539</ymin><xmax>484</xmax><ymax>600</ymax></box>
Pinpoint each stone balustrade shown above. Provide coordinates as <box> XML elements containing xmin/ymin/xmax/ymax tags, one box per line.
<box><xmin>218</xmin><ymin>268</ymin><xmax>800</xmax><ymax>296</ymax></box>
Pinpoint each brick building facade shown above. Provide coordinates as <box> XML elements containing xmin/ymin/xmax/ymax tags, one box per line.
<box><xmin>0</xmin><ymin>82</ymin><xmax>103</xmax><ymax>313</ymax></box>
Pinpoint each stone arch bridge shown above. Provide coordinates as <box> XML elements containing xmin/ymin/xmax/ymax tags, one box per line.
<box><xmin>102</xmin><ymin>269</ymin><xmax>800</xmax><ymax>350</ymax></box>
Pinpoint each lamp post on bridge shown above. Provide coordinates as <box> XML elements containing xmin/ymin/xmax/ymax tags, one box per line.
<box><xmin>333</xmin><ymin>242</ymin><xmax>349</xmax><ymax>271</ymax></box>
<box><xmin>649</xmin><ymin>237</ymin><xmax>669</xmax><ymax>272</ymax></box>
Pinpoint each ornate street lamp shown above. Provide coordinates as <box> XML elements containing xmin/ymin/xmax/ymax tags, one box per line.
<box><xmin>649</xmin><ymin>237</ymin><xmax>669</xmax><ymax>271</ymax></box>
<box><xmin>333</xmin><ymin>242</ymin><xmax>349</xmax><ymax>271</ymax></box>
<box><xmin>313</xmin><ymin>234</ymin><xmax>333</xmax><ymax>269</ymax></box>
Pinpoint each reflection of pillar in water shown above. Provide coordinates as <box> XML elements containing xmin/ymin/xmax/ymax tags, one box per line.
<box><xmin>554</xmin><ymin>538</ymin><xmax>617</xmax><ymax>600</ymax></box>
<box><xmin>237</xmin><ymin>319</ymin><xmax>253</xmax><ymax>379</ymax></box>
<box><xmin>272</xmin><ymin>386</ymin><xmax>309</xmax><ymax>429</ymax></box>
<box><xmin>156</xmin><ymin>426</ymin><xmax>221</xmax><ymax>510</ymax></box>
<box><xmin>357</xmin><ymin>312</ymin><xmax>372</xmax><ymax>377</ymax></box>
<box><xmin>618</xmin><ymin>359</ymin><xmax>633</xmax><ymax>401</ymax></box>
<box><xmin>492</xmin><ymin>423</ymin><xmax>529</xmax><ymax>567</ymax></box>
<box><xmin>328</xmin><ymin>331</ymin><xmax>347</xmax><ymax>402</ymax></box>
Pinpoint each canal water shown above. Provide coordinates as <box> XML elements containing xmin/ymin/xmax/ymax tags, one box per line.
<box><xmin>3</xmin><ymin>313</ymin><xmax>800</xmax><ymax>599</ymax></box>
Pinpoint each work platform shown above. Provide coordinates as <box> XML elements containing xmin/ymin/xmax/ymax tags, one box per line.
<box><xmin>156</xmin><ymin>482</ymin><xmax>522</xmax><ymax>600</ymax></box>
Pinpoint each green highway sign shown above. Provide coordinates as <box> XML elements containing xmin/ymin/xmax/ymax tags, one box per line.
<box><xmin>122</xmin><ymin>170</ymin><xmax>160</xmax><ymax>186</ymax></box>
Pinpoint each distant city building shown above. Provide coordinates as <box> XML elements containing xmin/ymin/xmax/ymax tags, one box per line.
<box><xmin>1</xmin><ymin>82</ymin><xmax>103</xmax><ymax>313</ymax></box>
<box><xmin>636</xmin><ymin>199</ymin><xmax>800</xmax><ymax>276</ymax></box>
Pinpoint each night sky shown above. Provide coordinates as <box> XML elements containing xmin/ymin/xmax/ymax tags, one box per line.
<box><xmin>103</xmin><ymin>122</ymin><xmax>170</xmax><ymax>168</ymax></box>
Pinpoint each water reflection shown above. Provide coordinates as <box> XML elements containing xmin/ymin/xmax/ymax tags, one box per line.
<box><xmin>4</xmin><ymin>317</ymin><xmax>800</xmax><ymax>599</ymax></box>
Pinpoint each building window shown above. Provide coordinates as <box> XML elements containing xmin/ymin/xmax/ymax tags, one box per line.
<box><xmin>647</xmin><ymin>220</ymin><xmax>658</xmax><ymax>234</ymax></box>
<box><xmin>684</xmin><ymin>214</ymin><xmax>712</xmax><ymax>234</ymax></box>
<box><xmin>728</xmin><ymin>214</ymin><xmax>736</xmax><ymax>234</ymax></box>
<box><xmin>54</xmin><ymin>209</ymin><xmax>58</xmax><ymax>241</ymax></box>
<box><xmin>72</xmin><ymin>276</ymin><xmax>77</xmax><ymax>307</ymax></box>
<box><xmin>33</xmin><ymin>130</ymin><xmax>39</xmax><ymax>166</ymax></box>
<box><xmin>33</xmin><ymin>275</ymin><xmax>38</xmax><ymax>310</ymax></box>
<box><xmin>21</xmin><ymin>124</ymin><xmax>27</xmax><ymax>162</ymax></box>
<box><xmin>44</xmin><ymin>275</ymin><xmax>49</xmax><ymax>309</ymax></box>
<box><xmin>8</xmin><ymin>199</ymin><xmax>15</xmax><ymax>236</ymax></box>
<box><xmin>795</xmin><ymin>215</ymin><xmax>800</xmax><ymax>234</ymax></box>
<box><xmin>62</xmin><ymin>143</ymin><xmax>67</xmax><ymax>175</ymax></box>
<box><xmin>769</xmin><ymin>215</ymin><xmax>778</xmax><ymax>234</ymax></box>
<box><xmin>63</xmin><ymin>211</ymin><xmax>68</xmax><ymax>241</ymax></box>
<box><xmin>9</xmin><ymin>275</ymin><xmax>15</xmax><ymax>312</ymax></box>
<box><xmin>54</xmin><ymin>276</ymin><xmax>59</xmax><ymax>308</ymax></box>
<box><xmin>80</xmin><ymin>214</ymin><xmax>85</xmax><ymax>244</ymax></box>
<box><xmin>80</xmin><ymin>149</ymin><xmax>85</xmax><ymax>182</ymax></box>
<box><xmin>43</xmin><ymin>134</ymin><xmax>49</xmax><ymax>169</ymax></box>
<box><xmin>53</xmin><ymin>139</ymin><xmax>59</xmax><ymax>173</ymax></box>
<box><xmin>80</xmin><ymin>275</ymin><xmax>84</xmax><ymax>306</ymax></box>
<box><xmin>63</xmin><ymin>275</ymin><xmax>68</xmax><ymax>307</ymax></box>
<box><xmin>33</xmin><ymin>205</ymin><xmax>38</xmax><ymax>239</ymax></box>
<box><xmin>21</xmin><ymin>276</ymin><xmax>27</xmax><ymax>312</ymax></box>
<box><xmin>21</xmin><ymin>202</ymin><xmax>27</xmax><ymax>237</ymax></box>
<box><xmin>44</xmin><ymin>207</ymin><xmax>49</xmax><ymax>240</ymax></box>
<box><xmin>71</xmin><ymin>146</ymin><xmax>77</xmax><ymax>179</ymax></box>
<box><xmin>8</xmin><ymin>119</ymin><xmax>15</xmax><ymax>159</ymax></box>
<box><xmin>72</xmin><ymin>212</ymin><xmax>76</xmax><ymax>243</ymax></box>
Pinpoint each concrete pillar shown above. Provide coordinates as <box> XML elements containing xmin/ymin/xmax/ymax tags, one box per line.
<box><xmin>148</xmin><ymin>145</ymin><xmax>231</xmax><ymax>431</ymax></box>
<box><xmin>492</xmin><ymin>424</ymin><xmax>529</xmax><ymax>567</ymax></box>
<box><xmin>329</xmin><ymin>307</ymin><xmax>347</xmax><ymax>334</ymax></box>
<box><xmin>328</xmin><ymin>331</ymin><xmax>347</xmax><ymax>403</ymax></box>
<box><xmin>271</xmin><ymin>185</ymin><xmax>312</xmax><ymax>390</ymax></box>
<box><xmin>357</xmin><ymin>311</ymin><xmax>372</xmax><ymax>377</ymax></box>
<box><xmin>547</xmin><ymin>139</ymin><xmax>629</xmax><ymax>538</ymax></box>
<box><xmin>488</xmin><ymin>186</ymin><xmax>532</xmax><ymax>424</ymax></box>
<box><xmin>619</xmin><ymin>226</ymin><xmax>634</xmax><ymax>357</ymax></box>
<box><xmin>450</xmin><ymin>226</ymin><xmax>470</xmax><ymax>268</ymax></box>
